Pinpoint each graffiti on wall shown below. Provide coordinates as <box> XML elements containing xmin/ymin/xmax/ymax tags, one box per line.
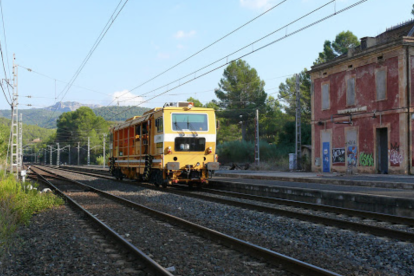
<box><xmin>332</xmin><ymin>148</ymin><xmax>345</xmax><ymax>163</ymax></box>
<box><xmin>359</xmin><ymin>152</ymin><xmax>374</xmax><ymax>167</ymax></box>
<box><xmin>389</xmin><ymin>142</ymin><xmax>403</xmax><ymax>166</ymax></box>
<box><xmin>347</xmin><ymin>146</ymin><xmax>358</xmax><ymax>167</ymax></box>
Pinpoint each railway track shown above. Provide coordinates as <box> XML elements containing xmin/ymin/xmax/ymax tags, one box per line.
<box><xmin>52</xmin><ymin>165</ymin><xmax>414</xmax><ymax>243</ymax></box>
<box><xmin>31</xmin><ymin>165</ymin><xmax>340</xmax><ymax>276</ymax></box>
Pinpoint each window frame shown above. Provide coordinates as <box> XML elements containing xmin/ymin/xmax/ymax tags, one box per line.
<box><xmin>321</xmin><ymin>82</ymin><xmax>330</xmax><ymax>111</ymax></box>
<box><xmin>346</xmin><ymin>76</ymin><xmax>356</xmax><ymax>107</ymax></box>
<box><xmin>375</xmin><ymin>67</ymin><xmax>387</xmax><ymax>102</ymax></box>
<box><xmin>171</xmin><ymin>113</ymin><xmax>209</xmax><ymax>132</ymax></box>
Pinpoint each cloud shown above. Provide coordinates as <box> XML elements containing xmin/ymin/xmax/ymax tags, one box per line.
<box><xmin>174</xmin><ymin>30</ymin><xmax>196</xmax><ymax>39</ymax></box>
<box><xmin>176</xmin><ymin>44</ymin><xmax>185</xmax><ymax>49</ymax></box>
<box><xmin>240</xmin><ymin>0</ymin><xmax>273</xmax><ymax>10</ymax></box>
<box><xmin>157</xmin><ymin>52</ymin><xmax>170</xmax><ymax>60</ymax></box>
<box><xmin>110</xmin><ymin>90</ymin><xmax>147</xmax><ymax>107</ymax></box>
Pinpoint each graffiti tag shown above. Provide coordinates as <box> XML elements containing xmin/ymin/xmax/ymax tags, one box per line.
<box><xmin>389</xmin><ymin>150</ymin><xmax>403</xmax><ymax>165</ymax></box>
<box><xmin>389</xmin><ymin>142</ymin><xmax>403</xmax><ymax>166</ymax></box>
<box><xmin>332</xmin><ymin>148</ymin><xmax>345</xmax><ymax>163</ymax></box>
<box><xmin>347</xmin><ymin>146</ymin><xmax>358</xmax><ymax>167</ymax></box>
<box><xmin>360</xmin><ymin>152</ymin><xmax>374</xmax><ymax>167</ymax></box>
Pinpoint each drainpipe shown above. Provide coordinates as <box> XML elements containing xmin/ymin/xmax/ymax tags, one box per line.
<box><xmin>406</xmin><ymin>46</ymin><xmax>412</xmax><ymax>175</ymax></box>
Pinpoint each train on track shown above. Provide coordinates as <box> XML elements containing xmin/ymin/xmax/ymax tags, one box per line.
<box><xmin>109</xmin><ymin>101</ymin><xmax>220</xmax><ymax>187</ymax></box>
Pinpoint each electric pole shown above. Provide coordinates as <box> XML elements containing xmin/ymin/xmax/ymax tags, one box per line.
<box><xmin>56</xmin><ymin>143</ymin><xmax>60</xmax><ymax>166</ymax></box>
<box><xmin>254</xmin><ymin>109</ymin><xmax>260</xmax><ymax>166</ymax></box>
<box><xmin>103</xmin><ymin>134</ymin><xmax>106</xmax><ymax>169</ymax></box>
<box><xmin>49</xmin><ymin>145</ymin><xmax>53</xmax><ymax>166</ymax></box>
<box><xmin>87</xmin><ymin>137</ymin><xmax>90</xmax><ymax>166</ymax></box>
<box><xmin>44</xmin><ymin>148</ymin><xmax>47</xmax><ymax>165</ymax></box>
<box><xmin>10</xmin><ymin>54</ymin><xmax>19</xmax><ymax>178</ymax></box>
<box><xmin>295</xmin><ymin>74</ymin><xmax>301</xmax><ymax>170</ymax></box>
<box><xmin>77</xmin><ymin>142</ymin><xmax>80</xmax><ymax>166</ymax></box>
<box><xmin>18</xmin><ymin>113</ymin><xmax>22</xmax><ymax>168</ymax></box>
<box><xmin>68</xmin><ymin>144</ymin><xmax>71</xmax><ymax>165</ymax></box>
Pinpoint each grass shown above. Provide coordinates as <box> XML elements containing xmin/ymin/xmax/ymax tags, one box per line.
<box><xmin>0</xmin><ymin>170</ymin><xmax>64</xmax><ymax>257</ymax></box>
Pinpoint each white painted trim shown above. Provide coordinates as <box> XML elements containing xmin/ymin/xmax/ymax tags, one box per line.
<box><xmin>163</xmin><ymin>133</ymin><xmax>216</xmax><ymax>142</ymax></box>
<box><xmin>115</xmin><ymin>160</ymin><xmax>145</xmax><ymax>163</ymax></box>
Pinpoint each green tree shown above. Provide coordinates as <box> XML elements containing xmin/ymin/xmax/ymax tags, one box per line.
<box><xmin>315</xmin><ymin>31</ymin><xmax>360</xmax><ymax>64</ymax></box>
<box><xmin>278</xmin><ymin>69</ymin><xmax>311</xmax><ymax>124</ymax></box>
<box><xmin>259</xmin><ymin>96</ymin><xmax>286</xmax><ymax>144</ymax></box>
<box><xmin>412</xmin><ymin>4</ymin><xmax>414</xmax><ymax>16</ymax></box>
<box><xmin>0</xmin><ymin>122</ymin><xmax>9</xmax><ymax>162</ymax></box>
<box><xmin>187</xmin><ymin>97</ymin><xmax>203</xmax><ymax>107</ymax></box>
<box><xmin>55</xmin><ymin>107</ymin><xmax>109</xmax><ymax>164</ymax></box>
<box><xmin>215</xmin><ymin>59</ymin><xmax>267</xmax><ymax>141</ymax></box>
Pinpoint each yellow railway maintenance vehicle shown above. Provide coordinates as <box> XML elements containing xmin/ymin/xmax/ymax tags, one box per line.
<box><xmin>109</xmin><ymin>102</ymin><xmax>219</xmax><ymax>187</ymax></box>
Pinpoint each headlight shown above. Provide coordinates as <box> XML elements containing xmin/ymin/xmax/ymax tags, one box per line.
<box><xmin>180</xmin><ymin>144</ymin><xmax>184</xmax><ymax>150</ymax></box>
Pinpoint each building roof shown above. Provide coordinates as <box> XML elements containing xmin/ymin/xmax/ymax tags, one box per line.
<box><xmin>311</xmin><ymin>19</ymin><xmax>414</xmax><ymax>72</ymax></box>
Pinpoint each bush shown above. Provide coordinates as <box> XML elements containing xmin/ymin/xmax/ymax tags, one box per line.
<box><xmin>217</xmin><ymin>140</ymin><xmax>295</xmax><ymax>165</ymax></box>
<box><xmin>0</xmin><ymin>171</ymin><xmax>63</xmax><ymax>257</ymax></box>
<box><xmin>96</xmin><ymin>155</ymin><xmax>109</xmax><ymax>166</ymax></box>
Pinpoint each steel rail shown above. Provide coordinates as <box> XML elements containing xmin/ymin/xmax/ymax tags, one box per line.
<box><xmin>59</xmin><ymin>166</ymin><xmax>414</xmax><ymax>225</ymax></box>
<box><xmin>29</xmin><ymin>167</ymin><xmax>173</xmax><ymax>276</ymax></box>
<box><xmin>54</xmin><ymin>166</ymin><xmax>414</xmax><ymax>240</ymax></box>
<box><xmin>34</xmin><ymin>165</ymin><xmax>341</xmax><ymax>276</ymax></box>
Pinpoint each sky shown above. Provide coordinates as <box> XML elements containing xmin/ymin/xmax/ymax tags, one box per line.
<box><xmin>0</xmin><ymin>0</ymin><xmax>413</xmax><ymax>111</ymax></box>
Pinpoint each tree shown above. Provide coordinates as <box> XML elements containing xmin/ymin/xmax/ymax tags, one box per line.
<box><xmin>0</xmin><ymin>122</ymin><xmax>9</xmax><ymax>162</ymax></box>
<box><xmin>278</xmin><ymin>69</ymin><xmax>311</xmax><ymax>124</ymax></box>
<box><xmin>315</xmin><ymin>31</ymin><xmax>360</xmax><ymax>64</ymax></box>
<box><xmin>412</xmin><ymin>4</ymin><xmax>414</xmax><ymax>16</ymax></box>
<box><xmin>55</xmin><ymin>107</ymin><xmax>109</xmax><ymax>164</ymax></box>
<box><xmin>259</xmin><ymin>96</ymin><xmax>286</xmax><ymax>144</ymax></box>
<box><xmin>187</xmin><ymin>97</ymin><xmax>203</xmax><ymax>107</ymax></box>
<box><xmin>215</xmin><ymin>59</ymin><xmax>267</xmax><ymax>141</ymax></box>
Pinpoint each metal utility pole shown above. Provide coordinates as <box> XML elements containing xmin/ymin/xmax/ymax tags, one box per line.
<box><xmin>18</xmin><ymin>113</ymin><xmax>22</xmax><ymax>168</ymax></box>
<box><xmin>68</xmin><ymin>144</ymin><xmax>71</xmax><ymax>165</ymax></box>
<box><xmin>295</xmin><ymin>74</ymin><xmax>301</xmax><ymax>170</ymax></box>
<box><xmin>44</xmin><ymin>148</ymin><xmax>47</xmax><ymax>165</ymax></box>
<box><xmin>77</xmin><ymin>142</ymin><xmax>80</xmax><ymax>165</ymax></box>
<box><xmin>49</xmin><ymin>145</ymin><xmax>53</xmax><ymax>166</ymax></box>
<box><xmin>56</xmin><ymin>143</ymin><xmax>60</xmax><ymax>166</ymax></box>
<box><xmin>103</xmin><ymin>134</ymin><xmax>106</xmax><ymax>169</ymax></box>
<box><xmin>87</xmin><ymin>137</ymin><xmax>90</xmax><ymax>166</ymax></box>
<box><xmin>254</xmin><ymin>109</ymin><xmax>260</xmax><ymax>166</ymax></box>
<box><xmin>10</xmin><ymin>54</ymin><xmax>19</xmax><ymax>178</ymax></box>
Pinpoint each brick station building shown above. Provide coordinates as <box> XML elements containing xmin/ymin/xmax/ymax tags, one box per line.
<box><xmin>310</xmin><ymin>20</ymin><xmax>414</xmax><ymax>174</ymax></box>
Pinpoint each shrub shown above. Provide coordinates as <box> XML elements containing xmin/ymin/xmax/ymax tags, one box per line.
<box><xmin>96</xmin><ymin>155</ymin><xmax>109</xmax><ymax>166</ymax></box>
<box><xmin>0</xmin><ymin>171</ymin><xmax>63</xmax><ymax>257</ymax></box>
<box><xmin>217</xmin><ymin>140</ymin><xmax>295</xmax><ymax>165</ymax></box>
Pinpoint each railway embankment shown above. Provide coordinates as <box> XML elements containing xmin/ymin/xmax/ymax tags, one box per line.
<box><xmin>212</xmin><ymin>170</ymin><xmax>414</xmax><ymax>216</ymax></box>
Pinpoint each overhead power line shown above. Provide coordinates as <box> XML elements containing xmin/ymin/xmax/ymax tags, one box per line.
<box><xmin>110</xmin><ymin>0</ymin><xmax>368</xmax><ymax>119</ymax></box>
<box><xmin>18</xmin><ymin>64</ymin><xmax>112</xmax><ymax>97</ymax></box>
<box><xmin>106</xmin><ymin>0</ymin><xmax>290</xmax><ymax>106</ymax></box>
<box><xmin>46</xmin><ymin>0</ymin><xmax>130</xmax><ymax>125</ymax></box>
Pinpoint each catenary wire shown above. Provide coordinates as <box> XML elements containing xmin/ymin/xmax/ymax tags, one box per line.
<box><xmin>118</xmin><ymin>0</ymin><xmax>335</xmax><ymax>105</ymax></box>
<box><xmin>107</xmin><ymin>0</ymin><xmax>290</xmax><ymax>106</ymax></box>
<box><xmin>110</xmin><ymin>0</ymin><xmax>368</xmax><ymax>119</ymax></box>
<box><xmin>46</xmin><ymin>0</ymin><xmax>129</xmax><ymax>125</ymax></box>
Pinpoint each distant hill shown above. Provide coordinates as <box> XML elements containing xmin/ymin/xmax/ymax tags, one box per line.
<box><xmin>44</xmin><ymin>101</ymin><xmax>102</xmax><ymax>112</ymax></box>
<box><xmin>0</xmin><ymin>117</ymin><xmax>56</xmax><ymax>145</ymax></box>
<box><xmin>0</xmin><ymin>103</ymin><xmax>150</xmax><ymax>129</ymax></box>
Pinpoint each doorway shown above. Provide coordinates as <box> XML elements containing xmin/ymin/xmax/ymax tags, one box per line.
<box><xmin>376</xmin><ymin>128</ymin><xmax>388</xmax><ymax>174</ymax></box>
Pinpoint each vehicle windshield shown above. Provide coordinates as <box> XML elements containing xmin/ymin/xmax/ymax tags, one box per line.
<box><xmin>172</xmin><ymin>113</ymin><xmax>208</xmax><ymax>131</ymax></box>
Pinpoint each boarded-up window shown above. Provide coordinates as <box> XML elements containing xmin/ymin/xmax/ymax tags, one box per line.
<box><xmin>322</xmin><ymin>83</ymin><xmax>330</xmax><ymax>110</ymax></box>
<box><xmin>376</xmin><ymin>69</ymin><xmax>386</xmax><ymax>100</ymax></box>
<box><xmin>347</xmin><ymin>78</ymin><xmax>355</xmax><ymax>106</ymax></box>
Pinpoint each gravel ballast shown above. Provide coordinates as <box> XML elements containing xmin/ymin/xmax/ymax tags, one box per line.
<box><xmin>43</xmin><ymin>167</ymin><xmax>414</xmax><ymax>275</ymax></box>
<box><xmin>0</xmin><ymin>204</ymin><xmax>145</xmax><ymax>275</ymax></box>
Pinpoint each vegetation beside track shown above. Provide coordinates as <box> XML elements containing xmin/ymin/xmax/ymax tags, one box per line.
<box><xmin>0</xmin><ymin>169</ymin><xmax>64</xmax><ymax>257</ymax></box>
